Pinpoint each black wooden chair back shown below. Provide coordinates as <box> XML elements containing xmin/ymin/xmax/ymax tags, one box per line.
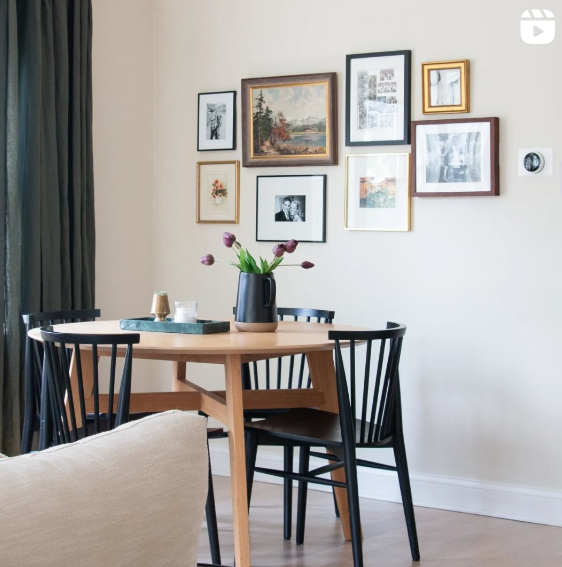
<box><xmin>21</xmin><ymin>309</ymin><xmax>101</xmax><ymax>454</ymax></box>
<box><xmin>234</xmin><ymin>307</ymin><xmax>335</xmax><ymax>390</ymax></box>
<box><xmin>38</xmin><ymin>327</ymin><xmax>140</xmax><ymax>450</ymax></box>
<box><xmin>330</xmin><ymin>322</ymin><xmax>407</xmax><ymax>447</ymax></box>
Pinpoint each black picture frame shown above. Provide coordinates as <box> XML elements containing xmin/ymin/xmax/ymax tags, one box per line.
<box><xmin>345</xmin><ymin>50</ymin><xmax>411</xmax><ymax>146</ymax></box>
<box><xmin>256</xmin><ymin>175</ymin><xmax>327</xmax><ymax>243</ymax></box>
<box><xmin>197</xmin><ymin>91</ymin><xmax>236</xmax><ymax>151</ymax></box>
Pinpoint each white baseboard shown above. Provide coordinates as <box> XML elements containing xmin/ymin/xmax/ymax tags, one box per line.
<box><xmin>209</xmin><ymin>445</ymin><xmax>562</xmax><ymax>527</ymax></box>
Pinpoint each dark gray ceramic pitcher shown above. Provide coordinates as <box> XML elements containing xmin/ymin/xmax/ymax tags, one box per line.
<box><xmin>234</xmin><ymin>272</ymin><xmax>278</xmax><ymax>332</ymax></box>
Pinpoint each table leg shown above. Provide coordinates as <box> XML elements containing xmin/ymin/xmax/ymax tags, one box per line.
<box><xmin>224</xmin><ymin>354</ymin><xmax>251</xmax><ymax>567</ymax></box>
<box><xmin>171</xmin><ymin>361</ymin><xmax>193</xmax><ymax>391</ymax></box>
<box><xmin>306</xmin><ymin>350</ymin><xmax>353</xmax><ymax>541</ymax></box>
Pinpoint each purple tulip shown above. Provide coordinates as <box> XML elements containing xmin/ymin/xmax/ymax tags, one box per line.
<box><xmin>284</xmin><ymin>239</ymin><xmax>298</xmax><ymax>253</ymax></box>
<box><xmin>223</xmin><ymin>232</ymin><xmax>236</xmax><ymax>248</ymax></box>
<box><xmin>200</xmin><ymin>254</ymin><xmax>215</xmax><ymax>266</ymax></box>
<box><xmin>301</xmin><ymin>261</ymin><xmax>314</xmax><ymax>269</ymax></box>
<box><xmin>273</xmin><ymin>243</ymin><xmax>286</xmax><ymax>258</ymax></box>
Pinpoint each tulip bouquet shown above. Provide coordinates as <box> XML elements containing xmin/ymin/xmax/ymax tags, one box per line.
<box><xmin>201</xmin><ymin>232</ymin><xmax>314</xmax><ymax>274</ymax></box>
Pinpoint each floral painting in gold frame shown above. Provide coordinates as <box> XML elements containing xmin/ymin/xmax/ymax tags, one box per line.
<box><xmin>196</xmin><ymin>160</ymin><xmax>240</xmax><ymax>223</ymax></box>
<box><xmin>422</xmin><ymin>60</ymin><xmax>469</xmax><ymax>114</ymax></box>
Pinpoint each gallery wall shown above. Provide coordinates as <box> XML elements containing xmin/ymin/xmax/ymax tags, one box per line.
<box><xmin>93</xmin><ymin>0</ymin><xmax>562</xmax><ymax>524</ymax></box>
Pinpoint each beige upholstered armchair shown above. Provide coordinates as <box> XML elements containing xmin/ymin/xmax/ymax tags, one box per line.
<box><xmin>0</xmin><ymin>410</ymin><xmax>210</xmax><ymax>567</ymax></box>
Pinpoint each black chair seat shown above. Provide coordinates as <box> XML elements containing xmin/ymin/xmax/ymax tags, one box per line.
<box><xmin>246</xmin><ymin>408</ymin><xmax>393</xmax><ymax>448</ymax></box>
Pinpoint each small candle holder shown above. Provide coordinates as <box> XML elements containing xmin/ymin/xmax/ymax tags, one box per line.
<box><xmin>151</xmin><ymin>291</ymin><xmax>170</xmax><ymax>322</ymax></box>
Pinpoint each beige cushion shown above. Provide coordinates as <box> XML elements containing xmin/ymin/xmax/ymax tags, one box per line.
<box><xmin>0</xmin><ymin>410</ymin><xmax>208</xmax><ymax>567</ymax></box>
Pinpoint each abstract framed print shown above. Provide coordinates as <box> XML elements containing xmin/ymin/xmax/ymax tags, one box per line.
<box><xmin>346</xmin><ymin>50</ymin><xmax>411</xmax><ymax>146</ymax></box>
<box><xmin>241</xmin><ymin>73</ymin><xmax>337</xmax><ymax>167</ymax></box>
<box><xmin>422</xmin><ymin>60</ymin><xmax>469</xmax><ymax>114</ymax></box>
<box><xmin>345</xmin><ymin>154</ymin><xmax>410</xmax><ymax>231</ymax></box>
<box><xmin>411</xmin><ymin>117</ymin><xmax>499</xmax><ymax>197</ymax></box>
<box><xmin>196</xmin><ymin>160</ymin><xmax>240</xmax><ymax>223</ymax></box>
<box><xmin>197</xmin><ymin>91</ymin><xmax>236</xmax><ymax>151</ymax></box>
<box><xmin>256</xmin><ymin>175</ymin><xmax>326</xmax><ymax>242</ymax></box>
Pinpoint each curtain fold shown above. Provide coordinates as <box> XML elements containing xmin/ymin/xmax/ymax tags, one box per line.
<box><xmin>0</xmin><ymin>0</ymin><xmax>95</xmax><ymax>454</ymax></box>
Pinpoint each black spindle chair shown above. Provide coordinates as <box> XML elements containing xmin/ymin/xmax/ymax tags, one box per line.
<box><xmin>21</xmin><ymin>309</ymin><xmax>101</xmax><ymax>454</ymax></box>
<box><xmin>234</xmin><ymin>307</ymin><xmax>335</xmax><ymax>540</ymax></box>
<box><xmin>244</xmin><ymin>323</ymin><xmax>420</xmax><ymax>567</ymax></box>
<box><xmin>38</xmin><ymin>325</ymin><xmax>224</xmax><ymax>565</ymax></box>
<box><xmin>38</xmin><ymin>327</ymin><xmax>139</xmax><ymax>449</ymax></box>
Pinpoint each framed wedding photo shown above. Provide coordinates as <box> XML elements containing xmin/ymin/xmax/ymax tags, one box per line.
<box><xmin>196</xmin><ymin>160</ymin><xmax>240</xmax><ymax>223</ymax></box>
<box><xmin>241</xmin><ymin>73</ymin><xmax>337</xmax><ymax>167</ymax></box>
<box><xmin>256</xmin><ymin>175</ymin><xmax>326</xmax><ymax>242</ymax></box>
<box><xmin>197</xmin><ymin>91</ymin><xmax>236</xmax><ymax>151</ymax></box>
<box><xmin>411</xmin><ymin>117</ymin><xmax>499</xmax><ymax>197</ymax></box>
<box><xmin>422</xmin><ymin>60</ymin><xmax>469</xmax><ymax>114</ymax></box>
<box><xmin>345</xmin><ymin>50</ymin><xmax>411</xmax><ymax>146</ymax></box>
<box><xmin>345</xmin><ymin>154</ymin><xmax>410</xmax><ymax>231</ymax></box>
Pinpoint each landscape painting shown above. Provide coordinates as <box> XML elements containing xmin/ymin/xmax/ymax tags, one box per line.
<box><xmin>252</xmin><ymin>84</ymin><xmax>327</xmax><ymax>157</ymax></box>
<box><xmin>242</xmin><ymin>73</ymin><xmax>337</xmax><ymax>167</ymax></box>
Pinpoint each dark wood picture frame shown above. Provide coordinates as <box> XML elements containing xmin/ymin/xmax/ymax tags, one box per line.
<box><xmin>197</xmin><ymin>91</ymin><xmax>236</xmax><ymax>151</ymax></box>
<box><xmin>255</xmin><ymin>174</ymin><xmax>327</xmax><ymax>242</ymax></box>
<box><xmin>345</xmin><ymin>50</ymin><xmax>411</xmax><ymax>146</ymax></box>
<box><xmin>411</xmin><ymin>117</ymin><xmax>499</xmax><ymax>197</ymax></box>
<box><xmin>241</xmin><ymin>73</ymin><xmax>337</xmax><ymax>168</ymax></box>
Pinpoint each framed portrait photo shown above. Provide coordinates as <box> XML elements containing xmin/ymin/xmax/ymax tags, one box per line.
<box><xmin>256</xmin><ymin>175</ymin><xmax>326</xmax><ymax>242</ymax></box>
<box><xmin>345</xmin><ymin>50</ymin><xmax>411</xmax><ymax>146</ymax></box>
<box><xmin>345</xmin><ymin>154</ymin><xmax>410</xmax><ymax>231</ymax></box>
<box><xmin>422</xmin><ymin>60</ymin><xmax>469</xmax><ymax>114</ymax></box>
<box><xmin>197</xmin><ymin>91</ymin><xmax>236</xmax><ymax>151</ymax></box>
<box><xmin>241</xmin><ymin>73</ymin><xmax>337</xmax><ymax>167</ymax></box>
<box><xmin>411</xmin><ymin>117</ymin><xmax>499</xmax><ymax>197</ymax></box>
<box><xmin>196</xmin><ymin>160</ymin><xmax>240</xmax><ymax>223</ymax></box>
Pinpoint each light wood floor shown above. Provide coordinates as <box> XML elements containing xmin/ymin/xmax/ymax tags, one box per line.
<box><xmin>198</xmin><ymin>476</ymin><xmax>562</xmax><ymax>567</ymax></box>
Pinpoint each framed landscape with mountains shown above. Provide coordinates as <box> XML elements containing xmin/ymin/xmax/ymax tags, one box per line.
<box><xmin>241</xmin><ymin>72</ymin><xmax>337</xmax><ymax>167</ymax></box>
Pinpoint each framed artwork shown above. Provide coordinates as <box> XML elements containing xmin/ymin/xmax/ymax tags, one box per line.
<box><xmin>345</xmin><ymin>154</ymin><xmax>410</xmax><ymax>231</ymax></box>
<box><xmin>197</xmin><ymin>91</ymin><xmax>236</xmax><ymax>151</ymax></box>
<box><xmin>241</xmin><ymin>73</ymin><xmax>337</xmax><ymax>167</ymax></box>
<box><xmin>196</xmin><ymin>160</ymin><xmax>240</xmax><ymax>223</ymax></box>
<box><xmin>411</xmin><ymin>117</ymin><xmax>499</xmax><ymax>197</ymax></box>
<box><xmin>256</xmin><ymin>175</ymin><xmax>326</xmax><ymax>242</ymax></box>
<box><xmin>422</xmin><ymin>60</ymin><xmax>469</xmax><ymax>114</ymax></box>
<box><xmin>345</xmin><ymin>50</ymin><xmax>411</xmax><ymax>146</ymax></box>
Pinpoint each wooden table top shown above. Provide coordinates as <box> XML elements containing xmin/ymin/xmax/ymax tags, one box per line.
<box><xmin>28</xmin><ymin>320</ymin><xmax>366</xmax><ymax>356</ymax></box>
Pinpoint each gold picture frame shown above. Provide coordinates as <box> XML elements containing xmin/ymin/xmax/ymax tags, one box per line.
<box><xmin>196</xmin><ymin>160</ymin><xmax>240</xmax><ymax>223</ymax></box>
<box><xmin>345</xmin><ymin>153</ymin><xmax>411</xmax><ymax>232</ymax></box>
<box><xmin>422</xmin><ymin>60</ymin><xmax>469</xmax><ymax>114</ymax></box>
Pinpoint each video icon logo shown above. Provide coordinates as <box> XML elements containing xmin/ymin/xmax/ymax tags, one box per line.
<box><xmin>521</xmin><ymin>9</ymin><xmax>555</xmax><ymax>44</ymax></box>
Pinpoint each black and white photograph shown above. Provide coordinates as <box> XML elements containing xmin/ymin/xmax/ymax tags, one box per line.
<box><xmin>197</xmin><ymin>91</ymin><xmax>236</xmax><ymax>151</ymax></box>
<box><xmin>422</xmin><ymin>60</ymin><xmax>469</xmax><ymax>114</ymax></box>
<box><xmin>411</xmin><ymin>117</ymin><xmax>499</xmax><ymax>197</ymax></box>
<box><xmin>206</xmin><ymin>103</ymin><xmax>226</xmax><ymax>140</ymax></box>
<box><xmin>380</xmin><ymin>114</ymin><xmax>395</xmax><ymax>128</ymax></box>
<box><xmin>425</xmin><ymin>133</ymin><xmax>481</xmax><ymax>183</ymax></box>
<box><xmin>380</xmin><ymin>68</ymin><xmax>395</xmax><ymax>81</ymax></box>
<box><xmin>346</xmin><ymin>50</ymin><xmax>411</xmax><ymax>145</ymax></box>
<box><xmin>257</xmin><ymin>175</ymin><xmax>326</xmax><ymax>242</ymax></box>
<box><xmin>346</xmin><ymin>153</ymin><xmax>410</xmax><ymax>231</ymax></box>
<box><xmin>274</xmin><ymin>195</ymin><xmax>306</xmax><ymax>222</ymax></box>
<box><xmin>430</xmin><ymin>69</ymin><xmax>461</xmax><ymax>107</ymax></box>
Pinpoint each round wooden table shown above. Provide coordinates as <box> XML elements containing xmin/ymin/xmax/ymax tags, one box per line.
<box><xmin>30</xmin><ymin>319</ymin><xmax>364</xmax><ymax>567</ymax></box>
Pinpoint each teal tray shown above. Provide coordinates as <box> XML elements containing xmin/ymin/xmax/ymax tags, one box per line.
<box><xmin>119</xmin><ymin>317</ymin><xmax>230</xmax><ymax>335</ymax></box>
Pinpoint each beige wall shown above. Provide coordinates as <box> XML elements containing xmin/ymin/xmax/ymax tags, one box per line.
<box><xmin>94</xmin><ymin>0</ymin><xmax>562</xmax><ymax>506</ymax></box>
<box><xmin>92</xmin><ymin>0</ymin><xmax>156</xmax><ymax>389</ymax></box>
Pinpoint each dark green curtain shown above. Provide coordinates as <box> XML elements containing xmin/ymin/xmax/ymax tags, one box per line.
<box><xmin>0</xmin><ymin>0</ymin><xmax>95</xmax><ymax>455</ymax></box>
